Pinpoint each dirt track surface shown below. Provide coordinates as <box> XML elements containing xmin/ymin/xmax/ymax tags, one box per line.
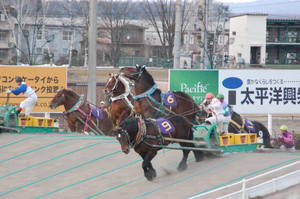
<box><xmin>1</xmin><ymin>133</ymin><xmax>299</xmax><ymax>199</ymax></box>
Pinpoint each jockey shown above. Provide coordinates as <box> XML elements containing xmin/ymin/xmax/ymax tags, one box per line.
<box><xmin>216</xmin><ymin>94</ymin><xmax>231</xmax><ymax>117</ymax></box>
<box><xmin>6</xmin><ymin>76</ymin><xmax>38</xmax><ymax>116</ymax></box>
<box><xmin>276</xmin><ymin>125</ymin><xmax>295</xmax><ymax>151</ymax></box>
<box><xmin>204</xmin><ymin>93</ymin><xmax>231</xmax><ymax>134</ymax></box>
<box><xmin>201</xmin><ymin>92</ymin><xmax>214</xmax><ymax>106</ymax></box>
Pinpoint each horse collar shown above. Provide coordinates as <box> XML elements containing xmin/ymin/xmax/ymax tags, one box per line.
<box><xmin>66</xmin><ymin>95</ymin><xmax>84</xmax><ymax>113</ymax></box>
<box><xmin>133</xmin><ymin>84</ymin><xmax>158</xmax><ymax>101</ymax></box>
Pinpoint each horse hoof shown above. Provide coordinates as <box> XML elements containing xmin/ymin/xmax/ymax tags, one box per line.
<box><xmin>194</xmin><ymin>151</ymin><xmax>204</xmax><ymax>162</ymax></box>
<box><xmin>145</xmin><ymin>171</ymin><xmax>156</xmax><ymax>181</ymax></box>
<box><xmin>177</xmin><ymin>163</ymin><xmax>187</xmax><ymax>172</ymax></box>
<box><xmin>150</xmin><ymin>169</ymin><xmax>157</xmax><ymax>178</ymax></box>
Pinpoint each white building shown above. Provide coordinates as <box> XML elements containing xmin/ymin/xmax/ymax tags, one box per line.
<box><xmin>229</xmin><ymin>14</ymin><xmax>267</xmax><ymax>65</ymax></box>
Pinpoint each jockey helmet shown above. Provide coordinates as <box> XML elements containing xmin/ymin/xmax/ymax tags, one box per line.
<box><xmin>280</xmin><ymin>125</ymin><xmax>288</xmax><ymax>131</ymax></box>
<box><xmin>205</xmin><ymin>93</ymin><xmax>214</xmax><ymax>99</ymax></box>
<box><xmin>217</xmin><ymin>94</ymin><xmax>224</xmax><ymax>99</ymax></box>
<box><xmin>15</xmin><ymin>76</ymin><xmax>23</xmax><ymax>83</ymax></box>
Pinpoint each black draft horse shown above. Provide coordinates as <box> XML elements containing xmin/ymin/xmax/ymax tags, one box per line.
<box><xmin>228</xmin><ymin>111</ymin><xmax>272</xmax><ymax>148</ymax></box>
<box><xmin>113</xmin><ymin>115</ymin><xmax>203</xmax><ymax>181</ymax></box>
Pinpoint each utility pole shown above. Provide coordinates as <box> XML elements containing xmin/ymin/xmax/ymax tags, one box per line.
<box><xmin>173</xmin><ymin>0</ymin><xmax>182</xmax><ymax>69</ymax></box>
<box><xmin>87</xmin><ymin>0</ymin><xmax>97</xmax><ymax>104</ymax></box>
<box><xmin>203</xmin><ymin>0</ymin><xmax>209</xmax><ymax>69</ymax></box>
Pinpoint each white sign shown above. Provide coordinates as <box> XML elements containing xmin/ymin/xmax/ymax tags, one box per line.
<box><xmin>219</xmin><ymin>70</ymin><xmax>300</xmax><ymax>114</ymax></box>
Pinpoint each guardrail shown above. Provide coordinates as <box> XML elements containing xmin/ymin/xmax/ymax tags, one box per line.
<box><xmin>188</xmin><ymin>160</ymin><xmax>300</xmax><ymax>199</ymax></box>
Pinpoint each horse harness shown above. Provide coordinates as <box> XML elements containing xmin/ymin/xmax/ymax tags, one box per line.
<box><xmin>119</xmin><ymin>117</ymin><xmax>172</xmax><ymax>151</ymax></box>
<box><xmin>64</xmin><ymin>95</ymin><xmax>103</xmax><ymax>134</ymax></box>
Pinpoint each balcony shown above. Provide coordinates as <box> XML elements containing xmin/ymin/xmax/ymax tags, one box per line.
<box><xmin>0</xmin><ymin>40</ymin><xmax>9</xmax><ymax>48</ymax></box>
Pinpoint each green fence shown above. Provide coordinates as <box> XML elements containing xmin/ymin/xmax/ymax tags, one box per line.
<box><xmin>119</xmin><ymin>57</ymin><xmax>173</xmax><ymax>68</ymax></box>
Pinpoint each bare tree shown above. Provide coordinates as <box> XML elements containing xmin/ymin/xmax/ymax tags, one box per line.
<box><xmin>1</xmin><ymin>0</ymin><xmax>52</xmax><ymax>65</ymax></box>
<box><xmin>199</xmin><ymin>2</ymin><xmax>229</xmax><ymax>68</ymax></box>
<box><xmin>142</xmin><ymin>0</ymin><xmax>193</xmax><ymax>59</ymax></box>
<box><xmin>98</xmin><ymin>0</ymin><xmax>133</xmax><ymax>67</ymax></box>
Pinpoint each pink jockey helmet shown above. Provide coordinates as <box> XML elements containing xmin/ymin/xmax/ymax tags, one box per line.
<box><xmin>205</xmin><ymin>93</ymin><xmax>214</xmax><ymax>99</ymax></box>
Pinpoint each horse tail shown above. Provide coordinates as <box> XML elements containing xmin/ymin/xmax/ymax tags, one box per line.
<box><xmin>252</xmin><ymin>121</ymin><xmax>272</xmax><ymax>148</ymax></box>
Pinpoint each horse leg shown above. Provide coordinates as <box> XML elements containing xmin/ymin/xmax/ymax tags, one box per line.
<box><xmin>192</xmin><ymin>146</ymin><xmax>204</xmax><ymax>162</ymax></box>
<box><xmin>142</xmin><ymin>152</ymin><xmax>157</xmax><ymax>181</ymax></box>
<box><xmin>177</xmin><ymin>143</ymin><xmax>191</xmax><ymax>171</ymax></box>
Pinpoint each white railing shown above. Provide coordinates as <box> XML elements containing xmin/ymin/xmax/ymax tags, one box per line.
<box><xmin>188</xmin><ymin>160</ymin><xmax>300</xmax><ymax>199</ymax></box>
<box><xmin>217</xmin><ymin>169</ymin><xmax>300</xmax><ymax>199</ymax></box>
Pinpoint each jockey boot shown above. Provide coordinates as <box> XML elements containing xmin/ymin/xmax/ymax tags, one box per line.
<box><xmin>16</xmin><ymin>108</ymin><xmax>22</xmax><ymax>117</ymax></box>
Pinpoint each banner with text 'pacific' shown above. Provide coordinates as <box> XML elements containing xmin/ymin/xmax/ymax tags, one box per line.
<box><xmin>169</xmin><ymin>70</ymin><xmax>218</xmax><ymax>104</ymax></box>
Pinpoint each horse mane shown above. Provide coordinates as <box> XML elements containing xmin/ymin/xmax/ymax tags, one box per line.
<box><xmin>63</xmin><ymin>88</ymin><xmax>79</xmax><ymax>99</ymax></box>
<box><xmin>142</xmin><ymin>68</ymin><xmax>155</xmax><ymax>85</ymax></box>
<box><xmin>120</xmin><ymin>117</ymin><xmax>138</xmax><ymax>134</ymax></box>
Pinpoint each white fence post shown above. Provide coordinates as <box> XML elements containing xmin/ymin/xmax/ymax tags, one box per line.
<box><xmin>242</xmin><ymin>178</ymin><xmax>247</xmax><ymax>199</ymax></box>
<box><xmin>268</xmin><ymin>113</ymin><xmax>272</xmax><ymax>136</ymax></box>
<box><xmin>45</xmin><ymin>112</ymin><xmax>50</xmax><ymax>119</ymax></box>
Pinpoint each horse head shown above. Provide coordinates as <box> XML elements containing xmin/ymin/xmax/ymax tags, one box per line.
<box><xmin>49</xmin><ymin>88</ymin><xmax>79</xmax><ymax>110</ymax></box>
<box><xmin>49</xmin><ymin>88</ymin><xmax>67</xmax><ymax>109</ymax></box>
<box><xmin>113</xmin><ymin>117</ymin><xmax>138</xmax><ymax>154</ymax></box>
<box><xmin>114</xmin><ymin>127</ymin><xmax>131</xmax><ymax>154</ymax></box>
<box><xmin>104</xmin><ymin>73</ymin><xmax>120</xmax><ymax>96</ymax></box>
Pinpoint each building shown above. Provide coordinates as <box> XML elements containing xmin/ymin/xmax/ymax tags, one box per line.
<box><xmin>19</xmin><ymin>17</ymin><xmax>85</xmax><ymax>65</ymax></box>
<box><xmin>0</xmin><ymin>5</ymin><xmax>17</xmax><ymax>64</ymax></box>
<box><xmin>229</xmin><ymin>13</ymin><xmax>300</xmax><ymax>66</ymax></box>
<box><xmin>266</xmin><ymin>16</ymin><xmax>300</xmax><ymax>65</ymax></box>
<box><xmin>229</xmin><ymin>14</ymin><xmax>267</xmax><ymax>66</ymax></box>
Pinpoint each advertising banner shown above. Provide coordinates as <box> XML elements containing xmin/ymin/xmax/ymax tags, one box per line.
<box><xmin>0</xmin><ymin>66</ymin><xmax>67</xmax><ymax>112</ymax></box>
<box><xmin>169</xmin><ymin>70</ymin><xmax>218</xmax><ymax>104</ymax></box>
<box><xmin>219</xmin><ymin>70</ymin><xmax>300</xmax><ymax>114</ymax></box>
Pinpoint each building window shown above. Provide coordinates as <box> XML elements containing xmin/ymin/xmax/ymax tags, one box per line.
<box><xmin>63</xmin><ymin>48</ymin><xmax>68</xmax><ymax>56</ymax></box>
<box><xmin>288</xmin><ymin>31</ymin><xmax>297</xmax><ymax>42</ymax></box>
<box><xmin>0</xmin><ymin>49</ymin><xmax>8</xmax><ymax>58</ymax></box>
<box><xmin>0</xmin><ymin>30</ymin><xmax>7</xmax><ymax>41</ymax></box>
<box><xmin>37</xmin><ymin>30</ymin><xmax>42</xmax><ymax>40</ymax></box>
<box><xmin>63</xmin><ymin>31</ymin><xmax>73</xmax><ymax>41</ymax></box>
<box><xmin>232</xmin><ymin>31</ymin><xmax>236</xmax><ymax>36</ymax></box>
<box><xmin>36</xmin><ymin>48</ymin><xmax>42</xmax><ymax>54</ymax></box>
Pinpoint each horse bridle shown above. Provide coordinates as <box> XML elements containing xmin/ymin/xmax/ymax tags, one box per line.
<box><xmin>123</xmin><ymin>65</ymin><xmax>145</xmax><ymax>81</ymax></box>
<box><xmin>116</xmin><ymin>127</ymin><xmax>132</xmax><ymax>152</ymax></box>
<box><xmin>105</xmin><ymin>75</ymin><xmax>120</xmax><ymax>96</ymax></box>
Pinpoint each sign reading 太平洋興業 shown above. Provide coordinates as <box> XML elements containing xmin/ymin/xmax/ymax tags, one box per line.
<box><xmin>219</xmin><ymin>70</ymin><xmax>300</xmax><ymax>114</ymax></box>
<box><xmin>0</xmin><ymin>66</ymin><xmax>67</xmax><ymax>113</ymax></box>
<box><xmin>169</xmin><ymin>70</ymin><xmax>218</xmax><ymax>104</ymax></box>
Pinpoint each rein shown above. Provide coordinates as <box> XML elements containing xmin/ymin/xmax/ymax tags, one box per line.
<box><xmin>64</xmin><ymin>95</ymin><xmax>104</xmax><ymax>134</ymax></box>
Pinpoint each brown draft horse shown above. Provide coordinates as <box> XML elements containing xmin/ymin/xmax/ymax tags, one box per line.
<box><xmin>113</xmin><ymin>115</ymin><xmax>203</xmax><ymax>181</ymax></box>
<box><xmin>104</xmin><ymin>73</ymin><xmax>134</xmax><ymax>127</ymax></box>
<box><xmin>49</xmin><ymin>88</ymin><xmax>113</xmax><ymax>135</ymax></box>
<box><xmin>120</xmin><ymin>65</ymin><xmax>200</xmax><ymax>124</ymax></box>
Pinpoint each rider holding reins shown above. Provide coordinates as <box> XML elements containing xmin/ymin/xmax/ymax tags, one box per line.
<box><xmin>6</xmin><ymin>76</ymin><xmax>38</xmax><ymax>116</ymax></box>
<box><xmin>201</xmin><ymin>93</ymin><xmax>231</xmax><ymax>134</ymax></box>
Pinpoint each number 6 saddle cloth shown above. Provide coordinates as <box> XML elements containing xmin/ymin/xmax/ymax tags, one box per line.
<box><xmin>162</xmin><ymin>92</ymin><xmax>177</xmax><ymax>106</ymax></box>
